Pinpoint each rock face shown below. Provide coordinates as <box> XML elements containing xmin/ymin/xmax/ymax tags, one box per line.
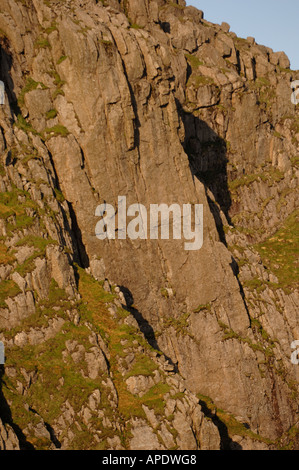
<box><xmin>0</xmin><ymin>0</ymin><xmax>298</xmax><ymax>450</ymax></box>
<box><xmin>0</xmin><ymin>417</ymin><xmax>20</xmax><ymax>450</ymax></box>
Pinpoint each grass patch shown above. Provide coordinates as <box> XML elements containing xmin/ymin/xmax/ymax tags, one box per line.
<box><xmin>290</xmin><ymin>116</ymin><xmax>299</xmax><ymax>134</ymax></box>
<box><xmin>187</xmin><ymin>73</ymin><xmax>215</xmax><ymax>89</ymax></box>
<box><xmin>193</xmin><ymin>303</ymin><xmax>211</xmax><ymax>313</ymax></box>
<box><xmin>163</xmin><ymin>312</ymin><xmax>190</xmax><ymax>336</ymax></box>
<box><xmin>54</xmin><ymin>188</ymin><xmax>65</xmax><ymax>203</ymax></box>
<box><xmin>228</xmin><ymin>167</ymin><xmax>284</xmax><ymax>193</ymax></box>
<box><xmin>76</xmin><ymin>267</ymin><xmax>168</xmax><ymax>421</ymax></box>
<box><xmin>15</xmin><ymin>234</ymin><xmax>56</xmax><ymax>251</ymax></box>
<box><xmin>0</xmin><ymin>187</ymin><xmax>39</xmax><ymax>235</ymax></box>
<box><xmin>254</xmin><ymin>210</ymin><xmax>299</xmax><ymax>290</ymax></box>
<box><xmin>15</xmin><ymin>235</ymin><xmax>57</xmax><ymax>277</ymax></box>
<box><xmin>228</xmin><ymin>173</ymin><xmax>260</xmax><ymax>192</ymax></box>
<box><xmin>243</xmin><ymin>277</ymin><xmax>267</xmax><ymax>294</ymax></box>
<box><xmin>125</xmin><ymin>355</ymin><xmax>157</xmax><ymax>379</ymax></box>
<box><xmin>161</xmin><ymin>287</ymin><xmax>169</xmax><ymax>298</ymax></box>
<box><xmin>0</xmin><ymin>279</ymin><xmax>21</xmax><ymax>308</ymax></box>
<box><xmin>218</xmin><ymin>321</ymin><xmax>274</xmax><ymax>357</ymax></box>
<box><xmin>197</xmin><ymin>392</ymin><xmax>275</xmax><ymax>446</ymax></box>
<box><xmin>0</xmin><ymin>243</ymin><xmax>15</xmax><ymax>265</ymax></box>
<box><xmin>100</xmin><ymin>39</ymin><xmax>113</xmax><ymax>46</ymax></box>
<box><xmin>18</xmin><ymin>77</ymin><xmax>39</xmax><ymax>107</ymax></box>
<box><xmin>3</xmin><ymin>323</ymin><xmax>103</xmax><ymax>442</ymax></box>
<box><xmin>34</xmin><ymin>37</ymin><xmax>51</xmax><ymax>49</ymax></box>
<box><xmin>141</xmin><ymin>382</ymin><xmax>170</xmax><ymax>415</ymax></box>
<box><xmin>128</xmin><ymin>19</ymin><xmax>144</xmax><ymax>29</ymax></box>
<box><xmin>15</xmin><ymin>114</ymin><xmax>39</xmax><ymax>135</ymax></box>
<box><xmin>248</xmin><ymin>77</ymin><xmax>276</xmax><ymax>109</ymax></box>
<box><xmin>1</xmin><ymin>265</ymin><xmax>176</xmax><ymax>449</ymax></box>
<box><xmin>57</xmin><ymin>55</ymin><xmax>68</xmax><ymax>65</ymax></box>
<box><xmin>185</xmin><ymin>54</ymin><xmax>204</xmax><ymax>69</ymax></box>
<box><xmin>44</xmin><ymin>23</ymin><xmax>57</xmax><ymax>35</ymax></box>
<box><xmin>45</xmin><ymin>108</ymin><xmax>58</xmax><ymax>120</ymax></box>
<box><xmin>47</xmin><ymin>70</ymin><xmax>66</xmax><ymax>99</ymax></box>
<box><xmin>43</xmin><ymin>124</ymin><xmax>69</xmax><ymax>138</ymax></box>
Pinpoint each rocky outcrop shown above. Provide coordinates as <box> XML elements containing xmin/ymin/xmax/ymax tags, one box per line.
<box><xmin>0</xmin><ymin>0</ymin><xmax>298</xmax><ymax>450</ymax></box>
<box><xmin>0</xmin><ymin>418</ymin><xmax>20</xmax><ymax>450</ymax></box>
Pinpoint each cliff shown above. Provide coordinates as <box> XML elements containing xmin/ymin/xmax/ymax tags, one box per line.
<box><xmin>0</xmin><ymin>0</ymin><xmax>298</xmax><ymax>450</ymax></box>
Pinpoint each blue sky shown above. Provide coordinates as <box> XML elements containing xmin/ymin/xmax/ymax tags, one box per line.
<box><xmin>186</xmin><ymin>1</ymin><xmax>299</xmax><ymax>70</ymax></box>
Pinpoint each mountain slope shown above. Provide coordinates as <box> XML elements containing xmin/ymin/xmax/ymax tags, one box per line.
<box><xmin>0</xmin><ymin>0</ymin><xmax>298</xmax><ymax>450</ymax></box>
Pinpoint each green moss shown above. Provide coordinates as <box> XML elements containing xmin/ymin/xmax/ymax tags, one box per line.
<box><xmin>251</xmin><ymin>318</ymin><xmax>276</xmax><ymax>345</ymax></box>
<box><xmin>273</xmin><ymin>131</ymin><xmax>283</xmax><ymax>139</ymax></box>
<box><xmin>45</xmin><ymin>108</ymin><xmax>58</xmax><ymax>120</ymax></box>
<box><xmin>54</xmin><ymin>187</ymin><xmax>65</xmax><ymax>203</ymax></box>
<box><xmin>18</xmin><ymin>77</ymin><xmax>40</xmax><ymax>107</ymax></box>
<box><xmin>193</xmin><ymin>303</ymin><xmax>211</xmax><ymax>313</ymax></box>
<box><xmin>34</xmin><ymin>37</ymin><xmax>51</xmax><ymax>49</ymax></box>
<box><xmin>290</xmin><ymin>155</ymin><xmax>299</xmax><ymax>168</ymax></box>
<box><xmin>44</xmin><ymin>124</ymin><xmax>69</xmax><ymax>138</ymax></box>
<box><xmin>187</xmin><ymin>73</ymin><xmax>214</xmax><ymax>89</ymax></box>
<box><xmin>243</xmin><ymin>277</ymin><xmax>267</xmax><ymax>294</ymax></box>
<box><xmin>229</xmin><ymin>166</ymin><xmax>284</xmax><ymax>193</ymax></box>
<box><xmin>52</xmin><ymin>88</ymin><xmax>65</xmax><ymax>99</ymax></box>
<box><xmin>47</xmin><ymin>70</ymin><xmax>66</xmax><ymax>99</ymax></box>
<box><xmin>248</xmin><ymin>77</ymin><xmax>276</xmax><ymax>108</ymax></box>
<box><xmin>0</xmin><ymin>279</ymin><xmax>21</xmax><ymax>308</ymax></box>
<box><xmin>161</xmin><ymin>287</ymin><xmax>169</xmax><ymax>298</ymax></box>
<box><xmin>16</xmin><ymin>234</ymin><xmax>54</xmax><ymax>251</ymax></box>
<box><xmin>218</xmin><ymin>408</ymin><xmax>273</xmax><ymax>444</ymax></box>
<box><xmin>276</xmin><ymin>188</ymin><xmax>293</xmax><ymax>212</ymax></box>
<box><xmin>163</xmin><ymin>312</ymin><xmax>190</xmax><ymax>336</ymax></box>
<box><xmin>277</xmin><ymin>65</ymin><xmax>291</xmax><ymax>73</ymax></box>
<box><xmin>1</xmin><ymin>264</ymin><xmax>176</xmax><ymax>449</ymax></box>
<box><xmin>218</xmin><ymin>320</ymin><xmax>273</xmax><ymax>356</ymax></box>
<box><xmin>0</xmin><ymin>243</ymin><xmax>15</xmax><ymax>265</ymax></box>
<box><xmin>15</xmin><ymin>114</ymin><xmax>39</xmax><ymax>135</ymax></box>
<box><xmin>228</xmin><ymin>173</ymin><xmax>260</xmax><ymax>191</ymax></box>
<box><xmin>3</xmin><ymin>324</ymin><xmax>104</xmax><ymax>442</ymax></box>
<box><xmin>47</xmin><ymin>279</ymin><xmax>69</xmax><ymax>305</ymax></box>
<box><xmin>100</xmin><ymin>39</ymin><xmax>113</xmax><ymax>46</ymax></box>
<box><xmin>15</xmin><ymin>235</ymin><xmax>57</xmax><ymax>276</ymax></box>
<box><xmin>44</xmin><ymin>22</ymin><xmax>57</xmax><ymax>34</ymax></box>
<box><xmin>128</xmin><ymin>19</ymin><xmax>144</xmax><ymax>29</ymax></box>
<box><xmin>254</xmin><ymin>210</ymin><xmax>299</xmax><ymax>290</ymax></box>
<box><xmin>142</xmin><ymin>383</ymin><xmax>170</xmax><ymax>414</ymax></box>
<box><xmin>125</xmin><ymin>355</ymin><xmax>158</xmax><ymax>379</ymax></box>
<box><xmin>197</xmin><ymin>392</ymin><xmax>275</xmax><ymax>445</ymax></box>
<box><xmin>0</xmin><ymin>187</ymin><xmax>41</xmax><ymax>235</ymax></box>
<box><xmin>290</xmin><ymin>117</ymin><xmax>299</xmax><ymax>134</ymax></box>
<box><xmin>57</xmin><ymin>55</ymin><xmax>68</xmax><ymax>65</ymax></box>
<box><xmin>233</xmin><ymin>36</ymin><xmax>250</xmax><ymax>49</ymax></box>
<box><xmin>255</xmin><ymin>77</ymin><xmax>271</xmax><ymax>88</ymax></box>
<box><xmin>77</xmin><ymin>266</ymin><xmax>169</xmax><ymax>424</ymax></box>
<box><xmin>185</xmin><ymin>54</ymin><xmax>204</xmax><ymax>69</ymax></box>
